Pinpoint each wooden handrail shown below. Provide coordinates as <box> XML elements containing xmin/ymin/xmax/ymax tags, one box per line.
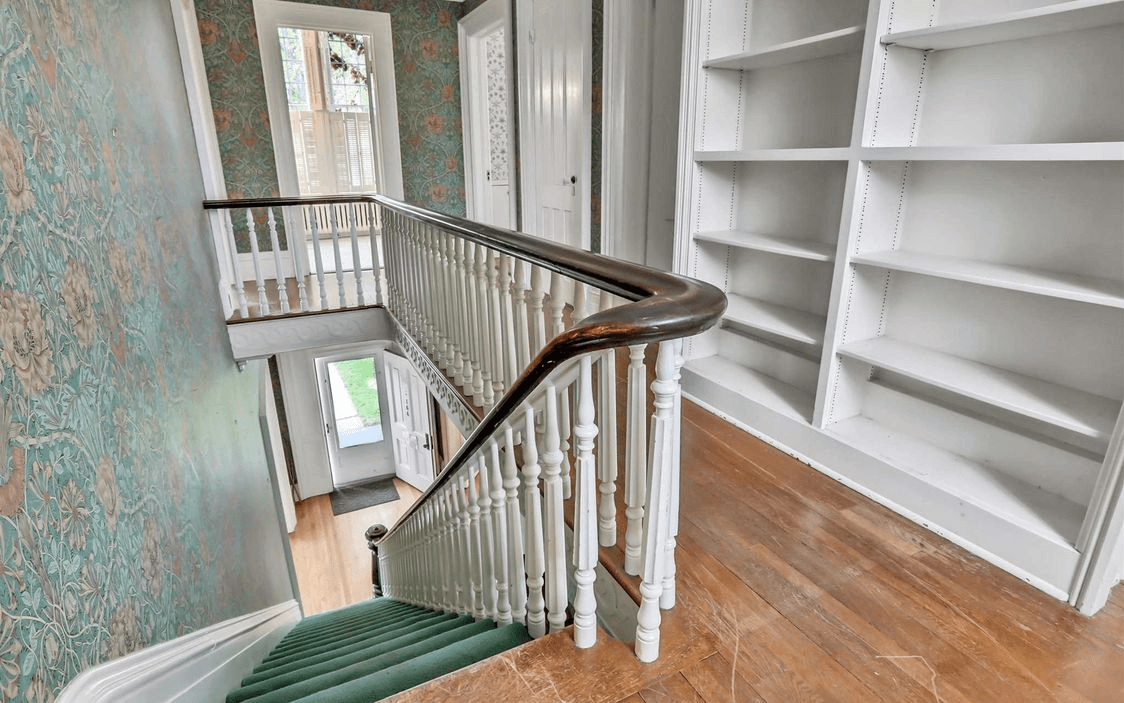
<box><xmin>204</xmin><ymin>193</ymin><xmax>727</xmax><ymax>543</ymax></box>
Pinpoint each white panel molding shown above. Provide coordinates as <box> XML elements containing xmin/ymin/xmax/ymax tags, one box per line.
<box><xmin>601</xmin><ymin>0</ymin><xmax>653</xmax><ymax>263</ymax></box>
<box><xmin>226</xmin><ymin>308</ymin><xmax>393</xmax><ymax>360</ymax></box>
<box><xmin>56</xmin><ymin>600</ymin><xmax>299</xmax><ymax>703</ymax></box>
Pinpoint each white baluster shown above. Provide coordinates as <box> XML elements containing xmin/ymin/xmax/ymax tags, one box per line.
<box><xmin>476</xmin><ymin>246</ymin><xmax>495</xmax><ymax>408</ymax></box>
<box><xmin>598</xmin><ymin>293</ymin><xmax>619</xmax><ymax>547</ymax></box>
<box><xmin>662</xmin><ymin>338</ymin><xmax>685</xmax><ymax>610</ymax></box>
<box><xmin>503</xmin><ymin>426</ymin><xmax>527</xmax><ymax>625</ymax></box>
<box><xmin>513</xmin><ymin>259</ymin><xmax>532</xmax><ymax>373</ymax></box>
<box><xmin>487</xmin><ymin>251</ymin><xmax>505</xmax><ymax>398</ymax></box>
<box><xmin>477</xmin><ymin>454</ymin><xmax>498</xmax><ymax>620</ymax></box>
<box><xmin>223</xmin><ymin>209</ymin><xmax>248</xmax><ymax>317</ymax></box>
<box><xmin>489</xmin><ymin>440</ymin><xmax>512</xmax><ymax>626</ymax></box>
<box><xmin>624</xmin><ymin>344</ymin><xmax>647</xmax><ymax>575</ymax></box>
<box><xmin>266</xmin><ymin>208</ymin><xmax>290</xmax><ymax>314</ymax></box>
<box><xmin>466</xmin><ymin>471</ymin><xmax>485</xmax><ymax>620</ymax></box>
<box><xmin>349</xmin><ymin>203</ymin><xmax>365</xmax><ymax>306</ymax></box>
<box><xmin>284</xmin><ymin>206</ymin><xmax>309</xmax><ymax>312</ymax></box>
<box><xmin>573</xmin><ymin>354</ymin><xmax>599</xmax><ymax>648</ymax></box>
<box><xmin>499</xmin><ymin>256</ymin><xmax>519</xmax><ymax>389</ymax></box>
<box><xmin>635</xmin><ymin>341</ymin><xmax>683</xmax><ymax>663</ymax></box>
<box><xmin>560</xmin><ymin>381</ymin><xmax>573</xmax><ymax>501</ymax></box>
<box><xmin>448</xmin><ymin>235</ymin><xmax>465</xmax><ymax>384</ymax></box>
<box><xmin>541</xmin><ymin>383</ymin><xmax>567</xmax><ymax>634</ymax></box>
<box><xmin>548</xmin><ymin>271</ymin><xmax>569</xmax><ymax>340</ymax></box>
<box><xmin>441</xmin><ymin>234</ymin><xmax>457</xmax><ymax>374</ymax></box>
<box><xmin>530</xmin><ymin>267</ymin><xmax>548</xmax><ymax>355</ymax></box>
<box><xmin>466</xmin><ymin>243</ymin><xmax>485</xmax><ymax>404</ymax></box>
<box><xmin>437</xmin><ymin>490</ymin><xmax>451</xmax><ymax>610</ymax></box>
<box><xmin>245</xmin><ymin>210</ymin><xmax>270</xmax><ymax>315</ymax></box>
<box><xmin>328</xmin><ymin>205</ymin><xmax>346</xmax><ymax>307</ymax></box>
<box><xmin>308</xmin><ymin>206</ymin><xmax>328</xmax><ymax>309</ymax></box>
<box><xmin>367</xmin><ymin>203</ymin><xmax>384</xmax><ymax>306</ymax></box>
<box><xmin>455</xmin><ymin>239</ymin><xmax>474</xmax><ymax>390</ymax></box>
<box><xmin>521</xmin><ymin>407</ymin><xmax>547</xmax><ymax>637</ymax></box>
<box><xmin>551</xmin><ymin>275</ymin><xmax>572</xmax><ymax>498</ymax></box>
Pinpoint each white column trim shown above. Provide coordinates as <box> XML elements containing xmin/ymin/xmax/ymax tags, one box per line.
<box><xmin>57</xmin><ymin>600</ymin><xmax>300</xmax><ymax>703</ymax></box>
<box><xmin>1074</xmin><ymin>409</ymin><xmax>1124</xmax><ymax>613</ymax></box>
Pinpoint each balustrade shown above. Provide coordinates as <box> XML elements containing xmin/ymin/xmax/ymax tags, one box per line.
<box><xmin>202</xmin><ymin>193</ymin><xmax>724</xmax><ymax>662</ymax></box>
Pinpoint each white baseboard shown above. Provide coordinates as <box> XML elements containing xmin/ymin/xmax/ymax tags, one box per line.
<box><xmin>57</xmin><ymin>600</ymin><xmax>300</xmax><ymax>703</ymax></box>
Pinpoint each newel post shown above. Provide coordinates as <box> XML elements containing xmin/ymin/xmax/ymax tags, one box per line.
<box><xmin>366</xmin><ymin>523</ymin><xmax>388</xmax><ymax>597</ymax></box>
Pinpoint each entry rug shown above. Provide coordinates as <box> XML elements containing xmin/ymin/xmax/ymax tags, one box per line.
<box><xmin>329</xmin><ymin>476</ymin><xmax>401</xmax><ymax>516</ymax></box>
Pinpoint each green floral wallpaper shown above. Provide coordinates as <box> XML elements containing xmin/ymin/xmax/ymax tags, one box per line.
<box><xmin>195</xmin><ymin>0</ymin><xmax>471</xmax><ymax>237</ymax></box>
<box><xmin>0</xmin><ymin>1</ymin><xmax>295</xmax><ymax>701</ymax></box>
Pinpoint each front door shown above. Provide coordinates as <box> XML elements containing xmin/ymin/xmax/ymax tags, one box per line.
<box><xmin>315</xmin><ymin>354</ymin><xmax>392</xmax><ymax>487</ymax></box>
<box><xmin>382</xmin><ymin>352</ymin><xmax>436</xmax><ymax>492</ymax></box>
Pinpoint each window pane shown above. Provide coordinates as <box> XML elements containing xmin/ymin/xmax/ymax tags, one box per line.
<box><xmin>328</xmin><ymin>358</ymin><xmax>383</xmax><ymax>449</ymax></box>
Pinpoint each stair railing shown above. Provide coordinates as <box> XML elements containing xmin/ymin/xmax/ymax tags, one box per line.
<box><xmin>203</xmin><ymin>193</ymin><xmax>725</xmax><ymax>662</ymax></box>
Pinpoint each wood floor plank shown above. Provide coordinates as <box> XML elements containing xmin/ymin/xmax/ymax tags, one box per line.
<box><xmin>680</xmin><ymin>652</ymin><xmax>765</xmax><ymax>703</ymax></box>
<box><xmin>638</xmin><ymin>672</ymin><xmax>703</xmax><ymax>703</ymax></box>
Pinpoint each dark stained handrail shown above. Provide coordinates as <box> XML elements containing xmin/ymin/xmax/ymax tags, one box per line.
<box><xmin>204</xmin><ymin>193</ymin><xmax>726</xmax><ymax>542</ymax></box>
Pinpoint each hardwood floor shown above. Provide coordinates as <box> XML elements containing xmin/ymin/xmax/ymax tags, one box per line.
<box><xmin>287</xmin><ymin>478</ymin><xmax>421</xmax><ymax>616</ymax></box>
<box><xmin>386</xmin><ymin>396</ymin><xmax>1124</xmax><ymax>702</ymax></box>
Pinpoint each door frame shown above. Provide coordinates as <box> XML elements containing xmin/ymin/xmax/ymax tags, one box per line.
<box><xmin>313</xmin><ymin>347</ymin><xmax>394</xmax><ymax>488</ymax></box>
<box><xmin>254</xmin><ymin>0</ymin><xmax>404</xmax><ymax>201</ymax></box>
<box><xmin>515</xmin><ymin>0</ymin><xmax>593</xmax><ymax>248</ymax></box>
<box><xmin>459</xmin><ymin>0</ymin><xmax>517</xmax><ymax>227</ymax></box>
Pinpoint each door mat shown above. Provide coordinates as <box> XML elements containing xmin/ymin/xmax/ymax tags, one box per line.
<box><xmin>329</xmin><ymin>476</ymin><xmax>401</xmax><ymax>516</ymax></box>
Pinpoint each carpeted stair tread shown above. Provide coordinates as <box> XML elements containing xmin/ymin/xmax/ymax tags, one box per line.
<box><xmin>240</xmin><ymin>615</ymin><xmax>476</xmax><ymax>689</ymax></box>
<box><xmin>285</xmin><ymin>599</ymin><xmax>408</xmax><ymax>635</ymax></box>
<box><xmin>285</xmin><ymin>623</ymin><xmax>532</xmax><ymax>703</ymax></box>
<box><xmin>273</xmin><ymin>601</ymin><xmax>419</xmax><ymax>646</ymax></box>
<box><xmin>250</xmin><ymin>612</ymin><xmax>453</xmax><ymax>676</ymax></box>
<box><xmin>267</xmin><ymin>604</ymin><xmax>422</xmax><ymax>654</ymax></box>
<box><xmin>229</xmin><ymin>618</ymin><xmax>494</xmax><ymax>703</ymax></box>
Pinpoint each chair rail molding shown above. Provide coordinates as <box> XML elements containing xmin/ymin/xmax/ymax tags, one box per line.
<box><xmin>56</xmin><ymin>600</ymin><xmax>300</xmax><ymax>703</ymax></box>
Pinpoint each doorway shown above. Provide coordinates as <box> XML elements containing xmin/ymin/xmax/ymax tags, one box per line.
<box><xmin>459</xmin><ymin>0</ymin><xmax>517</xmax><ymax>229</ymax></box>
<box><xmin>314</xmin><ymin>352</ymin><xmax>394</xmax><ymax>488</ymax></box>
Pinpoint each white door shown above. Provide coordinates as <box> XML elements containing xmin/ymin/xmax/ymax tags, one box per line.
<box><xmin>382</xmin><ymin>352</ymin><xmax>436</xmax><ymax>492</ymax></box>
<box><xmin>517</xmin><ymin>0</ymin><xmax>591</xmax><ymax>249</ymax></box>
<box><xmin>460</xmin><ymin>0</ymin><xmax>516</xmax><ymax>229</ymax></box>
<box><xmin>315</xmin><ymin>354</ymin><xmax>393</xmax><ymax>488</ymax></box>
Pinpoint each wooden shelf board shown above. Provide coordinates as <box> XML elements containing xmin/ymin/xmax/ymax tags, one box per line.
<box><xmin>853</xmin><ymin>250</ymin><xmax>1124</xmax><ymax>308</ymax></box>
<box><xmin>705</xmin><ymin>25</ymin><xmax>865</xmax><ymax>71</ymax></box>
<box><xmin>695</xmin><ymin>230</ymin><xmax>836</xmax><ymax>262</ymax></box>
<box><xmin>838</xmin><ymin>337</ymin><xmax>1120</xmax><ymax>447</ymax></box>
<box><xmin>829</xmin><ymin>416</ymin><xmax>1086</xmax><ymax>546</ymax></box>
<box><xmin>696</xmin><ymin>148</ymin><xmax>852</xmax><ymax>162</ymax></box>
<box><xmin>859</xmin><ymin>143</ymin><xmax>1124</xmax><ymax>161</ymax></box>
<box><xmin>724</xmin><ymin>294</ymin><xmax>826</xmax><ymax>347</ymax></box>
<box><xmin>882</xmin><ymin>0</ymin><xmax>1124</xmax><ymax>51</ymax></box>
<box><xmin>686</xmin><ymin>354</ymin><xmax>813</xmax><ymax>423</ymax></box>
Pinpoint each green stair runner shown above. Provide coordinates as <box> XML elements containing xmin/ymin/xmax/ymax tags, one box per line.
<box><xmin>228</xmin><ymin>598</ymin><xmax>530</xmax><ymax>703</ymax></box>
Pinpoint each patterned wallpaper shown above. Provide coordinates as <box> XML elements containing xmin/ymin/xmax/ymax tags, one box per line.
<box><xmin>0</xmin><ymin>1</ymin><xmax>295</xmax><ymax>701</ymax></box>
<box><xmin>195</xmin><ymin>0</ymin><xmax>471</xmax><ymax>250</ymax></box>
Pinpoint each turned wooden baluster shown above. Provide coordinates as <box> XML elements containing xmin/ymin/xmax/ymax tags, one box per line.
<box><xmin>465</xmin><ymin>243</ymin><xmax>485</xmax><ymax>404</ymax></box>
<box><xmin>499</xmin><ymin>255</ymin><xmax>519</xmax><ymax>390</ymax></box>
<box><xmin>447</xmin><ymin>234</ymin><xmax>465</xmax><ymax>383</ymax></box>
<box><xmin>266</xmin><ymin>208</ymin><xmax>290</xmax><ymax>314</ymax></box>
<box><xmin>624</xmin><ymin>343</ymin><xmax>648</xmax><ymax>575</ymax></box>
<box><xmin>489</xmin><ymin>439</ymin><xmax>513</xmax><ymax>626</ymax></box>
<box><xmin>466</xmin><ymin>470</ymin><xmax>485</xmax><ymax>620</ymax></box>
<box><xmin>521</xmin><ymin>406</ymin><xmax>547</xmax><ymax>637</ymax></box>
<box><xmin>541</xmin><ymin>383</ymin><xmax>567</xmax><ymax>633</ymax></box>
<box><xmin>441</xmin><ymin>233</ymin><xmax>457</xmax><ymax>374</ymax></box>
<box><xmin>635</xmin><ymin>341</ymin><xmax>683</xmax><ymax>663</ymax></box>
<box><xmin>367</xmin><ymin>203</ymin><xmax>383</xmax><ymax>306</ymax></box>
<box><xmin>438</xmin><ymin>490</ymin><xmax>452</xmax><ymax>611</ymax></box>
<box><xmin>573</xmin><ymin>354</ymin><xmax>599</xmax><ymax>648</ymax></box>
<box><xmin>476</xmin><ymin>453</ymin><xmax>498</xmax><ymax>620</ymax></box>
<box><xmin>308</xmin><ymin>206</ymin><xmax>329</xmax><ymax>309</ymax></box>
<box><xmin>487</xmin><ymin>251</ymin><xmax>506</xmax><ymax>398</ymax></box>
<box><xmin>662</xmin><ymin>338</ymin><xmax>685</xmax><ymax>610</ymax></box>
<box><xmin>529</xmin><ymin>266</ymin><xmax>548</xmax><ymax>357</ymax></box>
<box><xmin>283</xmin><ymin>206</ymin><xmax>309</xmax><ymax>312</ymax></box>
<box><xmin>222</xmin><ymin>209</ymin><xmax>248</xmax><ymax>317</ymax></box>
<box><xmin>503</xmin><ymin>426</ymin><xmax>527</xmax><ymax>625</ymax></box>
<box><xmin>551</xmin><ymin>274</ymin><xmax>573</xmax><ymax>499</ymax></box>
<box><xmin>513</xmin><ymin>259</ymin><xmax>532</xmax><ymax>374</ymax></box>
<box><xmin>245</xmin><ymin>210</ymin><xmax>270</xmax><ymax>315</ymax></box>
<box><xmin>455</xmin><ymin>239</ymin><xmax>474</xmax><ymax>390</ymax></box>
<box><xmin>457</xmin><ymin>475</ymin><xmax>478</xmax><ymax>617</ymax></box>
<box><xmin>598</xmin><ymin>293</ymin><xmax>619</xmax><ymax>547</ymax></box>
<box><xmin>328</xmin><ymin>206</ymin><xmax>346</xmax><ymax>307</ymax></box>
<box><xmin>348</xmin><ymin>204</ymin><xmax>365</xmax><ymax>306</ymax></box>
<box><xmin>476</xmin><ymin>246</ymin><xmax>496</xmax><ymax>408</ymax></box>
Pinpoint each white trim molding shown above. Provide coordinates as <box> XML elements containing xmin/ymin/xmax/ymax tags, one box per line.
<box><xmin>57</xmin><ymin>600</ymin><xmax>300</xmax><ymax>703</ymax></box>
<box><xmin>253</xmin><ymin>0</ymin><xmax>404</xmax><ymax>201</ymax></box>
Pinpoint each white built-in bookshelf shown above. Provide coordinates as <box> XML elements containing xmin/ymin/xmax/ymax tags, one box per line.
<box><xmin>674</xmin><ymin>0</ymin><xmax>1124</xmax><ymax>607</ymax></box>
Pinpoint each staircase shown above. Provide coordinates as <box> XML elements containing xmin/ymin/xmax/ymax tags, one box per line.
<box><xmin>226</xmin><ymin>598</ymin><xmax>531</xmax><ymax>703</ymax></box>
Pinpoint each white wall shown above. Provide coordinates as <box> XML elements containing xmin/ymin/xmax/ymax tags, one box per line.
<box><xmin>644</xmin><ymin>0</ymin><xmax>685</xmax><ymax>271</ymax></box>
